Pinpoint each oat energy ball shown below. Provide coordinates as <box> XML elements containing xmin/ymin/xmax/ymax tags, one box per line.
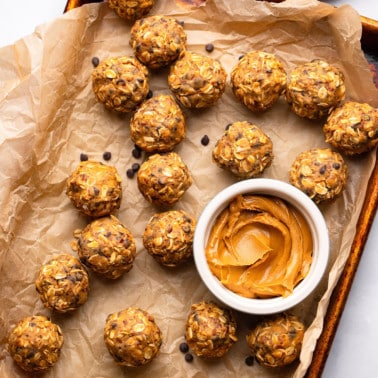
<box><xmin>104</xmin><ymin>307</ymin><xmax>162</xmax><ymax>367</ymax></box>
<box><xmin>108</xmin><ymin>0</ymin><xmax>155</xmax><ymax>21</ymax></box>
<box><xmin>289</xmin><ymin>148</ymin><xmax>347</xmax><ymax>204</ymax></box>
<box><xmin>185</xmin><ymin>301</ymin><xmax>238</xmax><ymax>358</ymax></box>
<box><xmin>143</xmin><ymin>210</ymin><xmax>196</xmax><ymax>267</ymax></box>
<box><xmin>7</xmin><ymin>316</ymin><xmax>64</xmax><ymax>373</ymax></box>
<box><xmin>168</xmin><ymin>51</ymin><xmax>227</xmax><ymax>109</ymax></box>
<box><xmin>137</xmin><ymin>152</ymin><xmax>192</xmax><ymax>206</ymax></box>
<box><xmin>230</xmin><ymin>50</ymin><xmax>287</xmax><ymax>112</ymax></box>
<box><xmin>72</xmin><ymin>215</ymin><xmax>136</xmax><ymax>279</ymax></box>
<box><xmin>130</xmin><ymin>94</ymin><xmax>186</xmax><ymax>153</ymax></box>
<box><xmin>246</xmin><ymin>313</ymin><xmax>305</xmax><ymax>368</ymax></box>
<box><xmin>286</xmin><ymin>59</ymin><xmax>346</xmax><ymax>119</ymax></box>
<box><xmin>130</xmin><ymin>15</ymin><xmax>187</xmax><ymax>69</ymax></box>
<box><xmin>36</xmin><ymin>254</ymin><xmax>90</xmax><ymax>313</ymax></box>
<box><xmin>323</xmin><ymin>101</ymin><xmax>378</xmax><ymax>155</ymax></box>
<box><xmin>92</xmin><ymin>56</ymin><xmax>149</xmax><ymax>113</ymax></box>
<box><xmin>66</xmin><ymin>160</ymin><xmax>122</xmax><ymax>218</ymax></box>
<box><xmin>212</xmin><ymin>121</ymin><xmax>274</xmax><ymax>178</ymax></box>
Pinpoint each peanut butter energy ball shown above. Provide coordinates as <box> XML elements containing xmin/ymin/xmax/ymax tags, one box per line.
<box><xmin>137</xmin><ymin>152</ymin><xmax>192</xmax><ymax>207</ymax></box>
<box><xmin>130</xmin><ymin>94</ymin><xmax>186</xmax><ymax>153</ymax></box>
<box><xmin>289</xmin><ymin>148</ymin><xmax>347</xmax><ymax>204</ymax></box>
<box><xmin>230</xmin><ymin>50</ymin><xmax>287</xmax><ymax>112</ymax></box>
<box><xmin>108</xmin><ymin>0</ymin><xmax>155</xmax><ymax>21</ymax></box>
<box><xmin>185</xmin><ymin>301</ymin><xmax>238</xmax><ymax>358</ymax></box>
<box><xmin>323</xmin><ymin>101</ymin><xmax>378</xmax><ymax>155</ymax></box>
<box><xmin>66</xmin><ymin>160</ymin><xmax>122</xmax><ymax>218</ymax></box>
<box><xmin>246</xmin><ymin>313</ymin><xmax>305</xmax><ymax>368</ymax></box>
<box><xmin>92</xmin><ymin>56</ymin><xmax>149</xmax><ymax>113</ymax></box>
<box><xmin>143</xmin><ymin>210</ymin><xmax>196</xmax><ymax>267</ymax></box>
<box><xmin>212</xmin><ymin>121</ymin><xmax>274</xmax><ymax>178</ymax></box>
<box><xmin>7</xmin><ymin>316</ymin><xmax>64</xmax><ymax>373</ymax></box>
<box><xmin>72</xmin><ymin>215</ymin><xmax>136</xmax><ymax>279</ymax></box>
<box><xmin>286</xmin><ymin>59</ymin><xmax>346</xmax><ymax>119</ymax></box>
<box><xmin>130</xmin><ymin>15</ymin><xmax>187</xmax><ymax>69</ymax></box>
<box><xmin>104</xmin><ymin>307</ymin><xmax>162</xmax><ymax>367</ymax></box>
<box><xmin>36</xmin><ymin>253</ymin><xmax>90</xmax><ymax>313</ymax></box>
<box><xmin>168</xmin><ymin>51</ymin><xmax>227</xmax><ymax>108</ymax></box>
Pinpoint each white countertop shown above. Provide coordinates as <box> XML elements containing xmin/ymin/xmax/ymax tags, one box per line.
<box><xmin>0</xmin><ymin>1</ymin><xmax>377</xmax><ymax>377</ymax></box>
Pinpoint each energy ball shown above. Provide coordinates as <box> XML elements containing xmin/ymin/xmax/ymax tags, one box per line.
<box><xmin>35</xmin><ymin>253</ymin><xmax>90</xmax><ymax>313</ymax></box>
<box><xmin>7</xmin><ymin>315</ymin><xmax>64</xmax><ymax>373</ymax></box>
<box><xmin>130</xmin><ymin>94</ymin><xmax>186</xmax><ymax>153</ymax></box>
<box><xmin>246</xmin><ymin>313</ymin><xmax>305</xmax><ymax>368</ymax></box>
<box><xmin>137</xmin><ymin>152</ymin><xmax>192</xmax><ymax>207</ymax></box>
<box><xmin>66</xmin><ymin>160</ymin><xmax>122</xmax><ymax>218</ymax></box>
<box><xmin>168</xmin><ymin>51</ymin><xmax>227</xmax><ymax>109</ymax></box>
<box><xmin>108</xmin><ymin>0</ymin><xmax>155</xmax><ymax>21</ymax></box>
<box><xmin>212</xmin><ymin>121</ymin><xmax>274</xmax><ymax>178</ymax></box>
<box><xmin>92</xmin><ymin>56</ymin><xmax>149</xmax><ymax>113</ymax></box>
<box><xmin>143</xmin><ymin>210</ymin><xmax>196</xmax><ymax>267</ymax></box>
<box><xmin>230</xmin><ymin>50</ymin><xmax>287</xmax><ymax>112</ymax></box>
<box><xmin>130</xmin><ymin>15</ymin><xmax>187</xmax><ymax>69</ymax></box>
<box><xmin>285</xmin><ymin>59</ymin><xmax>346</xmax><ymax>119</ymax></box>
<box><xmin>185</xmin><ymin>301</ymin><xmax>238</xmax><ymax>358</ymax></box>
<box><xmin>323</xmin><ymin>101</ymin><xmax>378</xmax><ymax>155</ymax></box>
<box><xmin>104</xmin><ymin>307</ymin><xmax>162</xmax><ymax>367</ymax></box>
<box><xmin>71</xmin><ymin>215</ymin><xmax>136</xmax><ymax>279</ymax></box>
<box><xmin>289</xmin><ymin>148</ymin><xmax>348</xmax><ymax>204</ymax></box>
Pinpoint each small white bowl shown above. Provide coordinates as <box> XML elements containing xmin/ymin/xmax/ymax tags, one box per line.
<box><xmin>193</xmin><ymin>178</ymin><xmax>329</xmax><ymax>315</ymax></box>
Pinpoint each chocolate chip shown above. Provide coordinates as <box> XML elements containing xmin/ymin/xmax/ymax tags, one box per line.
<box><xmin>103</xmin><ymin>151</ymin><xmax>112</xmax><ymax>161</ymax></box>
<box><xmin>201</xmin><ymin>135</ymin><xmax>210</xmax><ymax>146</ymax></box>
<box><xmin>179</xmin><ymin>342</ymin><xmax>189</xmax><ymax>353</ymax></box>
<box><xmin>205</xmin><ymin>43</ymin><xmax>214</xmax><ymax>52</ymax></box>
<box><xmin>333</xmin><ymin>162</ymin><xmax>341</xmax><ymax>170</ymax></box>
<box><xmin>245</xmin><ymin>355</ymin><xmax>254</xmax><ymax>366</ymax></box>
<box><xmin>184</xmin><ymin>353</ymin><xmax>193</xmax><ymax>362</ymax></box>
<box><xmin>80</xmin><ymin>153</ymin><xmax>88</xmax><ymax>161</ymax></box>
<box><xmin>132</xmin><ymin>163</ymin><xmax>140</xmax><ymax>172</ymax></box>
<box><xmin>146</xmin><ymin>89</ymin><xmax>153</xmax><ymax>99</ymax></box>
<box><xmin>91</xmin><ymin>56</ymin><xmax>100</xmax><ymax>67</ymax></box>
<box><xmin>225</xmin><ymin>123</ymin><xmax>232</xmax><ymax>130</ymax></box>
<box><xmin>126</xmin><ymin>169</ymin><xmax>135</xmax><ymax>179</ymax></box>
<box><xmin>238</xmin><ymin>54</ymin><xmax>244</xmax><ymax>60</ymax></box>
<box><xmin>319</xmin><ymin>165</ymin><xmax>327</xmax><ymax>175</ymax></box>
<box><xmin>132</xmin><ymin>145</ymin><xmax>142</xmax><ymax>159</ymax></box>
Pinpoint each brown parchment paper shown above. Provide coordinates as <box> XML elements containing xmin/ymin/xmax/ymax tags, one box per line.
<box><xmin>0</xmin><ymin>1</ymin><xmax>377</xmax><ymax>377</ymax></box>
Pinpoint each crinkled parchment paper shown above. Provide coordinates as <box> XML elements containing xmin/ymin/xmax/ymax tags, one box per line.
<box><xmin>0</xmin><ymin>0</ymin><xmax>377</xmax><ymax>377</ymax></box>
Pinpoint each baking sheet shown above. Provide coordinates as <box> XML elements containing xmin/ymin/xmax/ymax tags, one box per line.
<box><xmin>1</xmin><ymin>1</ymin><xmax>378</xmax><ymax>377</ymax></box>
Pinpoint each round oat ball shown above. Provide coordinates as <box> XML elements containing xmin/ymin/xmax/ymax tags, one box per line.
<box><xmin>185</xmin><ymin>301</ymin><xmax>238</xmax><ymax>358</ymax></box>
<box><xmin>130</xmin><ymin>15</ymin><xmax>187</xmax><ymax>69</ymax></box>
<box><xmin>168</xmin><ymin>51</ymin><xmax>227</xmax><ymax>108</ymax></box>
<box><xmin>143</xmin><ymin>210</ymin><xmax>196</xmax><ymax>267</ymax></box>
<box><xmin>230</xmin><ymin>50</ymin><xmax>287</xmax><ymax>112</ymax></box>
<box><xmin>92</xmin><ymin>56</ymin><xmax>149</xmax><ymax>113</ymax></box>
<box><xmin>66</xmin><ymin>160</ymin><xmax>122</xmax><ymax>218</ymax></box>
<box><xmin>289</xmin><ymin>148</ymin><xmax>348</xmax><ymax>204</ymax></box>
<box><xmin>104</xmin><ymin>307</ymin><xmax>162</xmax><ymax>367</ymax></box>
<box><xmin>323</xmin><ymin>101</ymin><xmax>378</xmax><ymax>155</ymax></box>
<box><xmin>137</xmin><ymin>152</ymin><xmax>192</xmax><ymax>207</ymax></box>
<box><xmin>130</xmin><ymin>94</ymin><xmax>186</xmax><ymax>153</ymax></box>
<box><xmin>72</xmin><ymin>215</ymin><xmax>136</xmax><ymax>279</ymax></box>
<box><xmin>285</xmin><ymin>59</ymin><xmax>346</xmax><ymax>119</ymax></box>
<box><xmin>108</xmin><ymin>0</ymin><xmax>155</xmax><ymax>21</ymax></box>
<box><xmin>35</xmin><ymin>253</ymin><xmax>90</xmax><ymax>313</ymax></box>
<box><xmin>212</xmin><ymin>121</ymin><xmax>274</xmax><ymax>178</ymax></box>
<box><xmin>7</xmin><ymin>315</ymin><xmax>64</xmax><ymax>373</ymax></box>
<box><xmin>246</xmin><ymin>313</ymin><xmax>305</xmax><ymax>368</ymax></box>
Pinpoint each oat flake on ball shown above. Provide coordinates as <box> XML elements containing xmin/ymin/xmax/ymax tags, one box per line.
<box><xmin>72</xmin><ymin>215</ymin><xmax>136</xmax><ymax>279</ymax></box>
<box><xmin>285</xmin><ymin>59</ymin><xmax>346</xmax><ymax>119</ymax></box>
<box><xmin>230</xmin><ymin>50</ymin><xmax>287</xmax><ymax>112</ymax></box>
<box><xmin>168</xmin><ymin>51</ymin><xmax>227</xmax><ymax>109</ymax></box>
<box><xmin>92</xmin><ymin>56</ymin><xmax>149</xmax><ymax>113</ymax></box>
<box><xmin>108</xmin><ymin>0</ymin><xmax>155</xmax><ymax>21</ymax></box>
<box><xmin>104</xmin><ymin>307</ymin><xmax>162</xmax><ymax>367</ymax></box>
<box><xmin>130</xmin><ymin>15</ymin><xmax>187</xmax><ymax>69</ymax></box>
<box><xmin>7</xmin><ymin>315</ymin><xmax>64</xmax><ymax>373</ymax></box>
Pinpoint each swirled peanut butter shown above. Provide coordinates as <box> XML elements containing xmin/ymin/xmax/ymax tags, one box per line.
<box><xmin>205</xmin><ymin>195</ymin><xmax>313</xmax><ymax>298</ymax></box>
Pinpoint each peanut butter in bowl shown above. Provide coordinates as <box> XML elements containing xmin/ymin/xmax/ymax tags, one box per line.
<box><xmin>205</xmin><ymin>194</ymin><xmax>313</xmax><ymax>299</ymax></box>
